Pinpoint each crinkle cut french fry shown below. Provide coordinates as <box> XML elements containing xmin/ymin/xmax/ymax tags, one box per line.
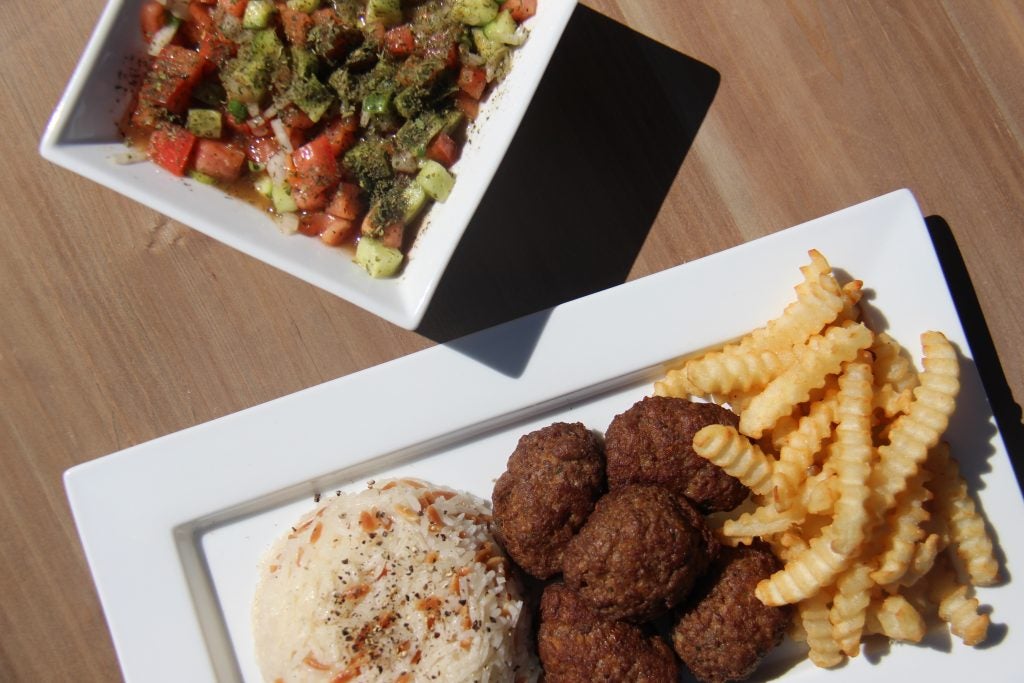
<box><xmin>830</xmin><ymin>353</ymin><xmax>875</xmax><ymax>555</ymax></box>
<box><xmin>872</xmin><ymin>332</ymin><xmax>919</xmax><ymax>393</ymax></box>
<box><xmin>772</xmin><ymin>390</ymin><xmax>838</xmax><ymax>510</ymax></box>
<box><xmin>838</xmin><ymin>279</ymin><xmax>864</xmax><ymax>323</ymax></box>
<box><xmin>871</xmin><ymin>472</ymin><xmax>932</xmax><ymax>586</ymax></box>
<box><xmin>803</xmin><ymin>469</ymin><xmax>836</xmax><ymax>516</ymax></box>
<box><xmin>685</xmin><ymin>348</ymin><xmax>796</xmax><ymax>396</ymax></box>
<box><xmin>740</xmin><ymin>322</ymin><xmax>873</xmax><ymax>439</ymax></box>
<box><xmin>898</xmin><ymin>532</ymin><xmax>942</xmax><ymax>588</ymax></box>
<box><xmin>830</xmin><ymin>563</ymin><xmax>875</xmax><ymax>657</ymax></box>
<box><xmin>871</xmin><ymin>594</ymin><xmax>926</xmax><ymax>643</ymax></box>
<box><xmin>653</xmin><ymin>366</ymin><xmax>703</xmax><ymax>399</ymax></box>
<box><xmin>735</xmin><ymin>249</ymin><xmax>845</xmax><ymax>355</ymax></box>
<box><xmin>873</xmin><ymin>383</ymin><xmax>914</xmax><ymax>418</ymax></box>
<box><xmin>723</xmin><ymin>502</ymin><xmax>804</xmax><ymax>539</ymax></box>
<box><xmin>928</xmin><ymin>554</ymin><xmax>990</xmax><ymax>646</ymax></box>
<box><xmin>800</xmin><ymin>588</ymin><xmax>844</xmax><ymax>668</ymax></box>
<box><xmin>692</xmin><ymin>424</ymin><xmax>775</xmax><ymax>496</ymax></box>
<box><xmin>926</xmin><ymin>443</ymin><xmax>999</xmax><ymax>587</ymax></box>
<box><xmin>756</xmin><ymin>528</ymin><xmax>850</xmax><ymax>606</ymax></box>
<box><xmin>871</xmin><ymin>332</ymin><xmax>960</xmax><ymax>514</ymax></box>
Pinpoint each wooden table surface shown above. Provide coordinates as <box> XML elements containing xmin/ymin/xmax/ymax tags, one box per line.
<box><xmin>2</xmin><ymin>1</ymin><xmax>1022</xmax><ymax>680</ymax></box>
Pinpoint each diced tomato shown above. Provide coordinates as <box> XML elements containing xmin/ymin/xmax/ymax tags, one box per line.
<box><xmin>187</xmin><ymin>1</ymin><xmax>215</xmax><ymax>33</ymax></box>
<box><xmin>320</xmin><ymin>217</ymin><xmax>353</xmax><ymax>246</ymax></box>
<box><xmin>360</xmin><ymin>211</ymin><xmax>403</xmax><ymax>248</ymax></box>
<box><xmin>280</xmin><ymin>7</ymin><xmax>314</xmax><ymax>45</ymax></box>
<box><xmin>289</xmin><ymin>136</ymin><xmax>340</xmax><ymax>211</ymax></box>
<box><xmin>140</xmin><ymin>2</ymin><xmax>166</xmax><ymax>42</ymax></box>
<box><xmin>247</xmin><ymin>136</ymin><xmax>281</xmax><ymax>166</ymax></box>
<box><xmin>297</xmin><ymin>214</ymin><xmax>323</xmax><ymax>236</ymax></box>
<box><xmin>454</xmin><ymin>92</ymin><xmax>480</xmax><ymax>120</ymax></box>
<box><xmin>311</xmin><ymin>9</ymin><xmax>354</xmax><ymax>57</ymax></box>
<box><xmin>193</xmin><ymin>139</ymin><xmax>246</xmax><ymax>181</ymax></box>
<box><xmin>384</xmin><ymin>24</ymin><xmax>416</xmax><ymax>57</ymax></box>
<box><xmin>380</xmin><ymin>223</ymin><xmax>404</xmax><ymax>249</ymax></box>
<box><xmin>323</xmin><ymin>118</ymin><xmax>357</xmax><ymax>156</ymax></box>
<box><xmin>131</xmin><ymin>97</ymin><xmax>163</xmax><ymax>129</ymax></box>
<box><xmin>422</xmin><ymin>32</ymin><xmax>459</xmax><ymax>69</ymax></box>
<box><xmin>149</xmin><ymin>125</ymin><xmax>197</xmax><ymax>176</ymax></box>
<box><xmin>504</xmin><ymin>0</ymin><xmax>537</xmax><ymax>22</ymax></box>
<box><xmin>279</xmin><ymin>105</ymin><xmax>316</xmax><ymax>130</ymax></box>
<box><xmin>139</xmin><ymin>45</ymin><xmax>205</xmax><ymax>113</ymax></box>
<box><xmin>326</xmin><ymin>182</ymin><xmax>363</xmax><ymax>221</ymax></box>
<box><xmin>198</xmin><ymin>31</ymin><xmax>235</xmax><ymax>71</ymax></box>
<box><xmin>298</xmin><ymin>214</ymin><xmax>354</xmax><ymax>245</ymax></box>
<box><xmin>426</xmin><ymin>132</ymin><xmax>459</xmax><ymax>168</ymax></box>
<box><xmin>218</xmin><ymin>0</ymin><xmax>248</xmax><ymax>18</ymax></box>
<box><xmin>286</xmin><ymin>125</ymin><xmax>306</xmax><ymax>150</ymax></box>
<box><xmin>457</xmin><ymin>65</ymin><xmax>487</xmax><ymax>100</ymax></box>
<box><xmin>224</xmin><ymin>111</ymin><xmax>252</xmax><ymax>136</ymax></box>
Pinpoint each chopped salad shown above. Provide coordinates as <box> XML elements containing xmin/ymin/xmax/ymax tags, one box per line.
<box><xmin>125</xmin><ymin>0</ymin><xmax>536</xmax><ymax>276</ymax></box>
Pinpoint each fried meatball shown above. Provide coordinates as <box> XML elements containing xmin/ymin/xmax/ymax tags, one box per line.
<box><xmin>562</xmin><ymin>484</ymin><xmax>718</xmax><ymax>622</ymax></box>
<box><xmin>538</xmin><ymin>583</ymin><xmax>680</xmax><ymax>683</ymax></box>
<box><xmin>672</xmin><ymin>543</ymin><xmax>793</xmax><ymax>683</ymax></box>
<box><xmin>491</xmin><ymin>422</ymin><xmax>605</xmax><ymax>579</ymax></box>
<box><xmin>605</xmin><ymin>396</ymin><xmax>749</xmax><ymax>513</ymax></box>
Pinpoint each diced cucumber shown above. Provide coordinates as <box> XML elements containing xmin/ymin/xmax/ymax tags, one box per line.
<box><xmin>248</xmin><ymin>159</ymin><xmax>265</xmax><ymax>173</ymax></box>
<box><xmin>290</xmin><ymin>46</ymin><xmax>318</xmax><ymax>80</ymax></box>
<box><xmin>271</xmin><ymin>183</ymin><xmax>298</xmax><ymax>213</ymax></box>
<box><xmin>452</xmin><ymin>0</ymin><xmax>499</xmax><ymax>26</ymax></box>
<box><xmin>442</xmin><ymin>109</ymin><xmax>465</xmax><ymax>135</ymax></box>
<box><xmin>366</xmin><ymin>0</ymin><xmax>402</xmax><ymax>27</ymax></box>
<box><xmin>243</xmin><ymin>0</ymin><xmax>275</xmax><ymax>28</ymax></box>
<box><xmin>471</xmin><ymin>27</ymin><xmax>504</xmax><ymax>60</ymax></box>
<box><xmin>186</xmin><ymin>109</ymin><xmax>223</xmax><ymax>138</ymax></box>
<box><xmin>290</xmin><ymin>76</ymin><xmax>334</xmax><ymax>122</ymax></box>
<box><xmin>483</xmin><ymin>10</ymin><xmax>519</xmax><ymax>44</ymax></box>
<box><xmin>250</xmin><ymin>28</ymin><xmax>284</xmax><ymax>55</ymax></box>
<box><xmin>188</xmin><ymin>170</ymin><xmax>217</xmax><ymax>185</ymax></box>
<box><xmin>356</xmin><ymin>237</ymin><xmax>404</xmax><ymax>278</ymax></box>
<box><xmin>362</xmin><ymin>91</ymin><xmax>392</xmax><ymax>115</ymax></box>
<box><xmin>402</xmin><ymin>182</ymin><xmax>427</xmax><ymax>223</ymax></box>
<box><xmin>254</xmin><ymin>175</ymin><xmax>273</xmax><ymax>197</ymax></box>
<box><xmin>415</xmin><ymin>160</ymin><xmax>455</xmax><ymax>202</ymax></box>
<box><xmin>286</xmin><ymin>0</ymin><xmax>320</xmax><ymax>12</ymax></box>
<box><xmin>226</xmin><ymin>99</ymin><xmax>248</xmax><ymax>120</ymax></box>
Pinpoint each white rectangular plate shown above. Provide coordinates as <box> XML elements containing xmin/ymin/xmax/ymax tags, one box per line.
<box><xmin>39</xmin><ymin>0</ymin><xmax>577</xmax><ymax>329</ymax></box>
<box><xmin>65</xmin><ymin>189</ymin><xmax>1023</xmax><ymax>682</ymax></box>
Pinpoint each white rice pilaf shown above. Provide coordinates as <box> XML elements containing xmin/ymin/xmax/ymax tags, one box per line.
<box><xmin>252</xmin><ymin>478</ymin><xmax>538</xmax><ymax>682</ymax></box>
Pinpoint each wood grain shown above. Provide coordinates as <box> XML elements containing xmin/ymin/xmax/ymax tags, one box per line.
<box><xmin>1</xmin><ymin>1</ymin><xmax>1021</xmax><ymax>680</ymax></box>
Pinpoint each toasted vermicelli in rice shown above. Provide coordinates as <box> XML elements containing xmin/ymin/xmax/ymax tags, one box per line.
<box><xmin>252</xmin><ymin>478</ymin><xmax>539</xmax><ymax>683</ymax></box>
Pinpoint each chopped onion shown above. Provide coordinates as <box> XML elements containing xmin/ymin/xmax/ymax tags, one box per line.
<box><xmin>485</xmin><ymin>49</ymin><xmax>511</xmax><ymax>83</ymax></box>
<box><xmin>391</xmin><ymin>148</ymin><xmax>418</xmax><ymax>174</ymax></box>
<box><xmin>270</xmin><ymin>118</ymin><xmax>294</xmax><ymax>153</ymax></box>
<box><xmin>276</xmin><ymin>212</ymin><xmax>300</xmax><ymax>235</ymax></box>
<box><xmin>219</xmin><ymin>14</ymin><xmax>243</xmax><ymax>39</ymax></box>
<box><xmin>261</xmin><ymin>105</ymin><xmax>279</xmax><ymax>120</ymax></box>
<box><xmin>266</xmin><ymin>150</ymin><xmax>290</xmax><ymax>185</ymax></box>
<box><xmin>246</xmin><ymin>102</ymin><xmax>262</xmax><ymax>118</ymax></box>
<box><xmin>148</xmin><ymin>21</ymin><xmax>179</xmax><ymax>56</ymax></box>
<box><xmin>157</xmin><ymin>0</ymin><xmax>190</xmax><ymax>20</ymax></box>
<box><xmin>510</xmin><ymin>26</ymin><xmax>529</xmax><ymax>46</ymax></box>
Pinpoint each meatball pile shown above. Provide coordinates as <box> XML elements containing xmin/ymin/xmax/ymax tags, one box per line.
<box><xmin>490</xmin><ymin>399</ymin><xmax>792</xmax><ymax>683</ymax></box>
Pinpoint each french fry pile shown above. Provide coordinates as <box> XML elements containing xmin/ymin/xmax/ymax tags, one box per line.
<box><xmin>654</xmin><ymin>250</ymin><xmax>999</xmax><ymax>666</ymax></box>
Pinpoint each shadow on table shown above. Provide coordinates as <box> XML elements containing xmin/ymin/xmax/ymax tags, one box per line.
<box><xmin>925</xmin><ymin>215</ymin><xmax>1024</xmax><ymax>497</ymax></box>
<box><xmin>416</xmin><ymin>5</ymin><xmax>719</xmax><ymax>376</ymax></box>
